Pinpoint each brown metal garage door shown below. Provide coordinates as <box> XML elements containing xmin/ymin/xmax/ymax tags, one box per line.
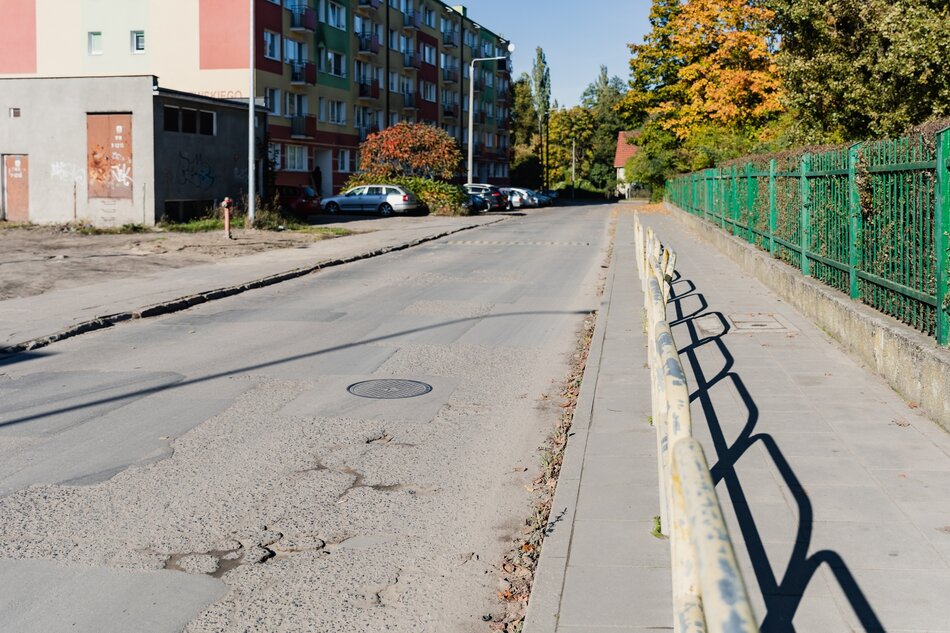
<box><xmin>2</xmin><ymin>155</ymin><xmax>29</xmax><ymax>222</ymax></box>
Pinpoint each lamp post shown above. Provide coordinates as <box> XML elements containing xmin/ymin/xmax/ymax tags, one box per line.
<box><xmin>247</xmin><ymin>0</ymin><xmax>256</xmax><ymax>226</ymax></box>
<box><xmin>467</xmin><ymin>43</ymin><xmax>514</xmax><ymax>186</ymax></box>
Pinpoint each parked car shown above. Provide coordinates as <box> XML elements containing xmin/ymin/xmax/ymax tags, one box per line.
<box><xmin>321</xmin><ymin>184</ymin><xmax>421</xmax><ymax>215</ymax></box>
<box><xmin>276</xmin><ymin>185</ymin><xmax>321</xmax><ymax>216</ymax></box>
<box><xmin>464</xmin><ymin>184</ymin><xmax>508</xmax><ymax>211</ymax></box>
<box><xmin>529</xmin><ymin>189</ymin><xmax>554</xmax><ymax>207</ymax></box>
<box><xmin>463</xmin><ymin>193</ymin><xmax>489</xmax><ymax>214</ymax></box>
<box><xmin>504</xmin><ymin>187</ymin><xmax>539</xmax><ymax>209</ymax></box>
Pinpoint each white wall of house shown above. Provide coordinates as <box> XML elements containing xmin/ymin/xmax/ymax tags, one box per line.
<box><xmin>0</xmin><ymin>76</ymin><xmax>156</xmax><ymax>226</ymax></box>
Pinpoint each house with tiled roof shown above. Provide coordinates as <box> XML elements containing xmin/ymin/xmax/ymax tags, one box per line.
<box><xmin>614</xmin><ymin>131</ymin><xmax>642</xmax><ymax>198</ymax></box>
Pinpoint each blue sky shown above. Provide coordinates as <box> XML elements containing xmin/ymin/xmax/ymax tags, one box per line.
<box><xmin>463</xmin><ymin>0</ymin><xmax>653</xmax><ymax>107</ymax></box>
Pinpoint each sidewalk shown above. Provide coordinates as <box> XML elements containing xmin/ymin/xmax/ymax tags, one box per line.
<box><xmin>0</xmin><ymin>215</ymin><xmax>501</xmax><ymax>354</ymax></box>
<box><xmin>525</xmin><ymin>207</ymin><xmax>950</xmax><ymax>632</ymax></box>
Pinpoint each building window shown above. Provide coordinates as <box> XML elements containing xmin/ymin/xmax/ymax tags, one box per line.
<box><xmin>9</xmin><ymin>107</ymin><xmax>21</xmax><ymax>118</ymax></box>
<box><xmin>327</xmin><ymin>1</ymin><xmax>346</xmax><ymax>30</ymax></box>
<box><xmin>199</xmin><ymin>111</ymin><xmax>215</xmax><ymax>135</ymax></box>
<box><xmin>268</xmin><ymin>143</ymin><xmax>282</xmax><ymax>170</ymax></box>
<box><xmin>265</xmin><ymin>88</ymin><xmax>281</xmax><ymax>115</ymax></box>
<box><xmin>328</xmin><ymin>100</ymin><xmax>346</xmax><ymax>125</ymax></box>
<box><xmin>421</xmin><ymin>81</ymin><xmax>436</xmax><ymax>102</ymax></box>
<box><xmin>163</xmin><ymin>106</ymin><xmax>215</xmax><ymax>135</ymax></box>
<box><xmin>286</xmin><ymin>145</ymin><xmax>308</xmax><ymax>171</ymax></box>
<box><xmin>324</xmin><ymin>50</ymin><xmax>346</xmax><ymax>77</ymax></box>
<box><xmin>285</xmin><ymin>92</ymin><xmax>308</xmax><ymax>117</ymax></box>
<box><xmin>130</xmin><ymin>30</ymin><xmax>145</xmax><ymax>53</ymax></box>
<box><xmin>423</xmin><ymin>6</ymin><xmax>435</xmax><ymax>27</ymax></box>
<box><xmin>284</xmin><ymin>38</ymin><xmax>307</xmax><ymax>63</ymax></box>
<box><xmin>318</xmin><ymin>97</ymin><xmax>326</xmax><ymax>121</ymax></box>
<box><xmin>338</xmin><ymin>149</ymin><xmax>356</xmax><ymax>173</ymax></box>
<box><xmin>421</xmin><ymin>43</ymin><xmax>435</xmax><ymax>66</ymax></box>
<box><xmin>88</xmin><ymin>31</ymin><xmax>102</xmax><ymax>55</ymax></box>
<box><xmin>263</xmin><ymin>31</ymin><xmax>281</xmax><ymax>60</ymax></box>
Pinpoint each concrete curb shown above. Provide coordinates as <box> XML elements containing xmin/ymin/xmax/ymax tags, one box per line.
<box><xmin>665</xmin><ymin>202</ymin><xmax>950</xmax><ymax>432</ymax></box>
<box><xmin>521</xmin><ymin>218</ymin><xmax>618</xmax><ymax>633</ymax></box>
<box><xmin>0</xmin><ymin>217</ymin><xmax>505</xmax><ymax>358</ymax></box>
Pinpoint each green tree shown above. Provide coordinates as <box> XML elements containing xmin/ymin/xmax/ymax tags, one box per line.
<box><xmin>531</xmin><ymin>47</ymin><xmax>552</xmax><ymax>187</ymax></box>
<box><xmin>621</xmin><ymin>0</ymin><xmax>786</xmax><ymax>193</ymax></box>
<box><xmin>768</xmin><ymin>0</ymin><xmax>950</xmax><ymax>140</ymax></box>
<box><xmin>511</xmin><ymin>73</ymin><xmax>538</xmax><ymax>148</ymax></box>
<box><xmin>582</xmin><ymin>66</ymin><xmax>627</xmax><ymax>192</ymax></box>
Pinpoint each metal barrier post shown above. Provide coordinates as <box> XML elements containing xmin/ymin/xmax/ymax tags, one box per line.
<box><xmin>800</xmin><ymin>153</ymin><xmax>812</xmax><ymax>276</ymax></box>
<box><xmin>936</xmin><ymin>129</ymin><xmax>950</xmax><ymax>346</ymax></box>
<box><xmin>768</xmin><ymin>159</ymin><xmax>777</xmax><ymax>256</ymax></box>
<box><xmin>848</xmin><ymin>143</ymin><xmax>863</xmax><ymax>300</ymax></box>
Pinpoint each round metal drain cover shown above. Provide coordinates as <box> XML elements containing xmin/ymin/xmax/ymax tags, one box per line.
<box><xmin>347</xmin><ymin>379</ymin><xmax>433</xmax><ymax>399</ymax></box>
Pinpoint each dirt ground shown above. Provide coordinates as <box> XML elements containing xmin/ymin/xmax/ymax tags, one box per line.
<box><xmin>0</xmin><ymin>224</ymin><xmax>349</xmax><ymax>301</ymax></box>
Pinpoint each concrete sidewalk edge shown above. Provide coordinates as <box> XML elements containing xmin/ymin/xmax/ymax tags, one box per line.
<box><xmin>665</xmin><ymin>202</ymin><xmax>950</xmax><ymax>432</ymax></box>
<box><xmin>0</xmin><ymin>217</ymin><xmax>505</xmax><ymax>358</ymax></box>
<box><xmin>521</xmin><ymin>217</ymin><xmax>619</xmax><ymax>633</ymax></box>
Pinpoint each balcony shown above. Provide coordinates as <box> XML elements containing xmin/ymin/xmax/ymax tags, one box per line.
<box><xmin>473</xmin><ymin>76</ymin><xmax>485</xmax><ymax>91</ymax></box>
<box><xmin>442</xmin><ymin>67</ymin><xmax>459</xmax><ymax>83</ymax></box>
<box><xmin>473</xmin><ymin>111</ymin><xmax>486</xmax><ymax>124</ymax></box>
<box><xmin>289</xmin><ymin>5</ymin><xmax>317</xmax><ymax>32</ymax></box>
<box><xmin>290</xmin><ymin>114</ymin><xmax>316</xmax><ymax>138</ymax></box>
<box><xmin>290</xmin><ymin>61</ymin><xmax>317</xmax><ymax>85</ymax></box>
<box><xmin>402</xmin><ymin>92</ymin><xmax>418</xmax><ymax>110</ymax></box>
<box><xmin>442</xmin><ymin>30</ymin><xmax>459</xmax><ymax>48</ymax></box>
<box><xmin>402</xmin><ymin>51</ymin><xmax>421</xmax><ymax>71</ymax></box>
<box><xmin>442</xmin><ymin>103</ymin><xmax>458</xmax><ymax>118</ymax></box>
<box><xmin>357</xmin><ymin>33</ymin><xmax>380</xmax><ymax>57</ymax></box>
<box><xmin>402</xmin><ymin>10</ymin><xmax>421</xmax><ymax>31</ymax></box>
<box><xmin>358</xmin><ymin>79</ymin><xmax>380</xmax><ymax>101</ymax></box>
<box><xmin>355</xmin><ymin>0</ymin><xmax>380</xmax><ymax>16</ymax></box>
<box><xmin>358</xmin><ymin>125</ymin><xmax>380</xmax><ymax>142</ymax></box>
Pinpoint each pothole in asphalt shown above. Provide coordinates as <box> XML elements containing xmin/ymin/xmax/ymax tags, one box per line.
<box><xmin>347</xmin><ymin>379</ymin><xmax>433</xmax><ymax>399</ymax></box>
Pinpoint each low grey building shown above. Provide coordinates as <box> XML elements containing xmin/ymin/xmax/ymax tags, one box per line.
<box><xmin>0</xmin><ymin>75</ymin><xmax>262</xmax><ymax>226</ymax></box>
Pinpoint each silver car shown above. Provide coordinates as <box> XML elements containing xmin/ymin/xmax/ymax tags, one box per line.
<box><xmin>321</xmin><ymin>184</ymin><xmax>421</xmax><ymax>215</ymax></box>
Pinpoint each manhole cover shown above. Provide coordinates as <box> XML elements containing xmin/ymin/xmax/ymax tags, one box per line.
<box><xmin>347</xmin><ymin>379</ymin><xmax>433</xmax><ymax>399</ymax></box>
<box><xmin>728</xmin><ymin>313</ymin><xmax>798</xmax><ymax>333</ymax></box>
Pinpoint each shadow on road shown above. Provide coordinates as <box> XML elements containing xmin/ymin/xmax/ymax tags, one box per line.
<box><xmin>0</xmin><ymin>309</ymin><xmax>591</xmax><ymax>430</ymax></box>
<box><xmin>666</xmin><ymin>270</ymin><xmax>885</xmax><ymax>633</ymax></box>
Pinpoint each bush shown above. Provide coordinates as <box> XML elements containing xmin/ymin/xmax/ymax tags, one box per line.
<box><xmin>343</xmin><ymin>174</ymin><xmax>470</xmax><ymax>216</ymax></box>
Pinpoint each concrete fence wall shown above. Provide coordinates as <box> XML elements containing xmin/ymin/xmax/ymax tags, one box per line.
<box><xmin>666</xmin><ymin>202</ymin><xmax>950</xmax><ymax>433</ymax></box>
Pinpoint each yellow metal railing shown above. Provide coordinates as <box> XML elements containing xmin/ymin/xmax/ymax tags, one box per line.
<box><xmin>634</xmin><ymin>214</ymin><xmax>758</xmax><ymax>633</ymax></box>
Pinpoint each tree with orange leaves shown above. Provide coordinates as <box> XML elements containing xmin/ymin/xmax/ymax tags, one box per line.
<box><xmin>358</xmin><ymin>121</ymin><xmax>462</xmax><ymax>180</ymax></box>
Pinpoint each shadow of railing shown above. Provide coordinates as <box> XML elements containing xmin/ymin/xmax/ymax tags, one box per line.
<box><xmin>667</xmin><ymin>273</ymin><xmax>886</xmax><ymax>633</ymax></box>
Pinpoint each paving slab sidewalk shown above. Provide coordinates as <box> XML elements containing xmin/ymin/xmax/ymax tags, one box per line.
<box><xmin>525</xmin><ymin>207</ymin><xmax>950</xmax><ymax>632</ymax></box>
<box><xmin>0</xmin><ymin>215</ymin><xmax>502</xmax><ymax>353</ymax></box>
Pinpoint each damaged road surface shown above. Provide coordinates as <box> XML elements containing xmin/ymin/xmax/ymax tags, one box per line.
<box><xmin>0</xmin><ymin>205</ymin><xmax>612</xmax><ymax>632</ymax></box>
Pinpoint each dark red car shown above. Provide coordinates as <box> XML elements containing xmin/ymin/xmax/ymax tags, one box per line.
<box><xmin>276</xmin><ymin>185</ymin><xmax>321</xmax><ymax>216</ymax></box>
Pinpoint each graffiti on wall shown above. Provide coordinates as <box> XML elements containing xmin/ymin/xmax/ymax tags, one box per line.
<box><xmin>51</xmin><ymin>162</ymin><xmax>86</xmax><ymax>184</ymax></box>
<box><xmin>87</xmin><ymin>114</ymin><xmax>133</xmax><ymax>199</ymax></box>
<box><xmin>178</xmin><ymin>152</ymin><xmax>215</xmax><ymax>190</ymax></box>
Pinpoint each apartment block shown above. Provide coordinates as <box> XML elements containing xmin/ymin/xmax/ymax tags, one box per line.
<box><xmin>0</xmin><ymin>0</ymin><xmax>512</xmax><ymax>197</ymax></box>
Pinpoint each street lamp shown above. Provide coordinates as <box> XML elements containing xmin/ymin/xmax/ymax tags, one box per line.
<box><xmin>247</xmin><ymin>0</ymin><xmax>256</xmax><ymax>226</ymax></box>
<box><xmin>467</xmin><ymin>42</ymin><xmax>515</xmax><ymax>186</ymax></box>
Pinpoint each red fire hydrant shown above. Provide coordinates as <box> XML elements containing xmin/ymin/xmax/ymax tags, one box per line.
<box><xmin>221</xmin><ymin>197</ymin><xmax>233</xmax><ymax>240</ymax></box>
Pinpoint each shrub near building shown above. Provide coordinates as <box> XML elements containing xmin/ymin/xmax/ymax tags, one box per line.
<box><xmin>345</xmin><ymin>122</ymin><xmax>469</xmax><ymax>215</ymax></box>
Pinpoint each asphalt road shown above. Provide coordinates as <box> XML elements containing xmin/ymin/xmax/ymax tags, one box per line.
<box><xmin>0</xmin><ymin>204</ymin><xmax>614</xmax><ymax>632</ymax></box>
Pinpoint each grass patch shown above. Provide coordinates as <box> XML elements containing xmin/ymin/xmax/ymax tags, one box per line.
<box><xmin>69</xmin><ymin>223</ymin><xmax>151</xmax><ymax>235</ymax></box>
<box><xmin>158</xmin><ymin>218</ymin><xmax>235</xmax><ymax>233</ymax></box>
<box><xmin>651</xmin><ymin>515</ymin><xmax>666</xmax><ymax>539</ymax></box>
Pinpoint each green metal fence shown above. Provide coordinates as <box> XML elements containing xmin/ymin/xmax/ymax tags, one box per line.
<box><xmin>666</xmin><ymin>128</ymin><xmax>950</xmax><ymax>346</ymax></box>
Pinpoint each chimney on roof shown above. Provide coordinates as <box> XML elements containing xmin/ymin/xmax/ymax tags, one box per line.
<box><xmin>452</xmin><ymin>5</ymin><xmax>467</xmax><ymax>17</ymax></box>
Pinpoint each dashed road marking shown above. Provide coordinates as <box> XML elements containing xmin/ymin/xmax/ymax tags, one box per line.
<box><xmin>442</xmin><ymin>240</ymin><xmax>590</xmax><ymax>247</ymax></box>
